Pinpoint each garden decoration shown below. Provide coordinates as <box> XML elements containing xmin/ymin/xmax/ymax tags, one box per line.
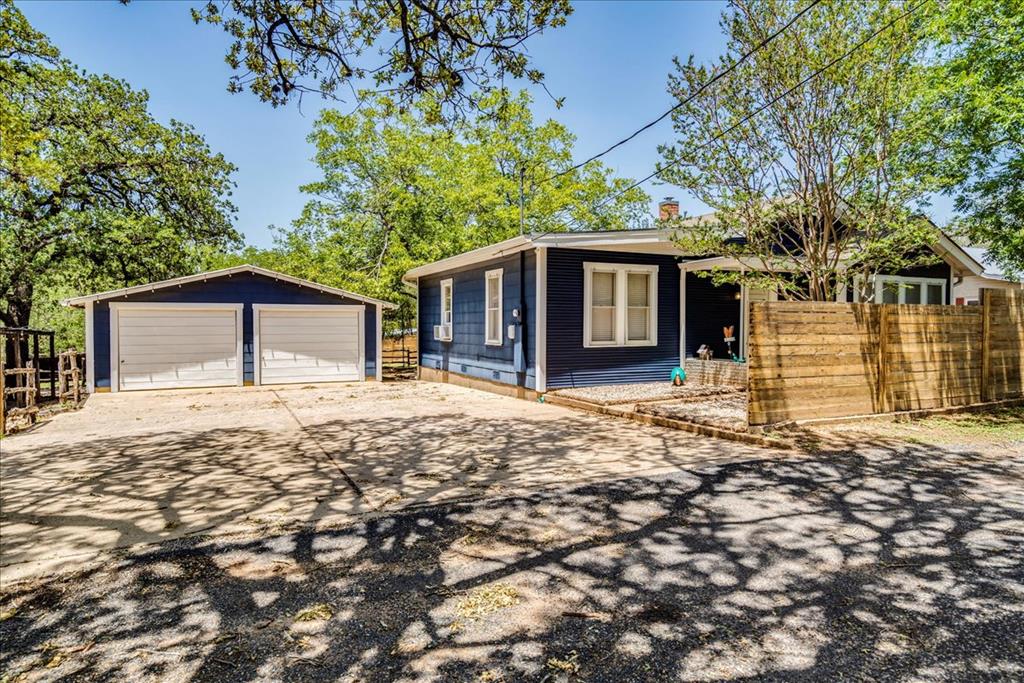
<box><xmin>723</xmin><ymin>325</ymin><xmax>736</xmax><ymax>358</ymax></box>
<box><xmin>671</xmin><ymin>366</ymin><xmax>686</xmax><ymax>386</ymax></box>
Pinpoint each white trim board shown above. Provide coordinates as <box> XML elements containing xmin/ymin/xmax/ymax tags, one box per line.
<box><xmin>84</xmin><ymin>301</ymin><xmax>95</xmax><ymax>393</ymax></box>
<box><xmin>535</xmin><ymin>247</ymin><xmax>547</xmax><ymax>393</ymax></box>
<box><xmin>65</xmin><ymin>265</ymin><xmax>396</xmax><ymax>309</ymax></box>
<box><xmin>678</xmin><ymin>268</ymin><xmax>686</xmax><ymax>367</ymax></box>
<box><xmin>109</xmin><ymin>302</ymin><xmax>244</xmax><ymax>393</ymax></box>
<box><xmin>375</xmin><ymin>303</ymin><xmax>383</xmax><ymax>382</ymax></box>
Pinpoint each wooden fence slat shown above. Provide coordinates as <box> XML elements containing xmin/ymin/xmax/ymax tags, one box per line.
<box><xmin>747</xmin><ymin>288</ymin><xmax>1024</xmax><ymax>425</ymax></box>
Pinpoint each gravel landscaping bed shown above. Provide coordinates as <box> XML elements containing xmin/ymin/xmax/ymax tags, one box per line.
<box><xmin>550</xmin><ymin>382</ymin><xmax>741</xmax><ymax>406</ymax></box>
<box><xmin>636</xmin><ymin>393</ymin><xmax>749</xmax><ymax>431</ymax></box>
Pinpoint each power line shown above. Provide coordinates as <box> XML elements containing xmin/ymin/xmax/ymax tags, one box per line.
<box><xmin>566</xmin><ymin>0</ymin><xmax>930</xmax><ymax>226</ymax></box>
<box><xmin>540</xmin><ymin>0</ymin><xmax>824</xmax><ymax>186</ymax></box>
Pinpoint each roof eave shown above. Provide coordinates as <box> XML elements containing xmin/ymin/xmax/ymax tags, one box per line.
<box><xmin>62</xmin><ymin>265</ymin><xmax>397</xmax><ymax>309</ymax></box>
<box><xmin>401</xmin><ymin>235</ymin><xmax>534</xmax><ymax>282</ymax></box>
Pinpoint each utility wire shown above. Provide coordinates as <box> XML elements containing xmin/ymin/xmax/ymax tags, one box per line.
<box><xmin>540</xmin><ymin>0</ymin><xmax>824</xmax><ymax>185</ymax></box>
<box><xmin>564</xmin><ymin>0</ymin><xmax>930</xmax><ymax>227</ymax></box>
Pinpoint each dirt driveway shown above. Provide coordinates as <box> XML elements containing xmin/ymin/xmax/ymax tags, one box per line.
<box><xmin>0</xmin><ymin>381</ymin><xmax>785</xmax><ymax>585</ymax></box>
<box><xmin>1</xmin><ymin>411</ymin><xmax>1020</xmax><ymax>681</ymax></box>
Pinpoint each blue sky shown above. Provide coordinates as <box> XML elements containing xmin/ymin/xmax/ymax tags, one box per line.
<box><xmin>19</xmin><ymin>0</ymin><xmax>952</xmax><ymax>248</ymax></box>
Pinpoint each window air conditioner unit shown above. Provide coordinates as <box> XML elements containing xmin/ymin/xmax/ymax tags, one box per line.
<box><xmin>433</xmin><ymin>325</ymin><xmax>452</xmax><ymax>341</ymax></box>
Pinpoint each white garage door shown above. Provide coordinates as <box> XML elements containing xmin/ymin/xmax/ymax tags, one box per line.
<box><xmin>114</xmin><ymin>304</ymin><xmax>242</xmax><ymax>391</ymax></box>
<box><xmin>256</xmin><ymin>305</ymin><xmax>363</xmax><ymax>385</ymax></box>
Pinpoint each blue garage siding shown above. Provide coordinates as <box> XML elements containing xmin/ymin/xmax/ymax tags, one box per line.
<box><xmin>418</xmin><ymin>251</ymin><xmax>536</xmax><ymax>388</ymax></box>
<box><xmin>684</xmin><ymin>273</ymin><xmax>741</xmax><ymax>359</ymax></box>
<box><xmin>545</xmin><ymin>248</ymin><xmax>681</xmax><ymax>389</ymax></box>
<box><xmin>92</xmin><ymin>272</ymin><xmax>375</xmax><ymax>388</ymax></box>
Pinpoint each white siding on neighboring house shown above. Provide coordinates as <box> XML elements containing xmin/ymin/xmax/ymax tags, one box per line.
<box><xmin>954</xmin><ymin>247</ymin><xmax>1022</xmax><ymax>304</ymax></box>
<box><xmin>954</xmin><ymin>274</ymin><xmax>1023</xmax><ymax>305</ymax></box>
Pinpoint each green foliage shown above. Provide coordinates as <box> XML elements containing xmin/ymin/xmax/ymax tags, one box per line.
<box><xmin>211</xmin><ymin>90</ymin><xmax>648</xmax><ymax>330</ymax></box>
<box><xmin>913</xmin><ymin>0</ymin><xmax>1024</xmax><ymax>277</ymax></box>
<box><xmin>189</xmin><ymin>0</ymin><xmax>571</xmax><ymax>119</ymax></box>
<box><xmin>660</xmin><ymin>0</ymin><xmax>937</xmax><ymax>301</ymax></box>
<box><xmin>0</xmin><ymin>1</ymin><xmax>240</xmax><ymax>329</ymax></box>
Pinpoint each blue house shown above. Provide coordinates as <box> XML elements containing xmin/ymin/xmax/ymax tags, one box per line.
<box><xmin>65</xmin><ymin>265</ymin><xmax>395</xmax><ymax>393</ymax></box>
<box><xmin>403</xmin><ymin>216</ymin><xmax>983</xmax><ymax>395</ymax></box>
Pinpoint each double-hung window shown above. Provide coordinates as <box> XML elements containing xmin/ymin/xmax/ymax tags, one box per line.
<box><xmin>853</xmin><ymin>274</ymin><xmax>946</xmax><ymax>305</ymax></box>
<box><xmin>584</xmin><ymin>263</ymin><xmax>658</xmax><ymax>347</ymax></box>
<box><xmin>484</xmin><ymin>269</ymin><xmax>503</xmax><ymax>346</ymax></box>
<box><xmin>436</xmin><ymin>278</ymin><xmax>453</xmax><ymax>341</ymax></box>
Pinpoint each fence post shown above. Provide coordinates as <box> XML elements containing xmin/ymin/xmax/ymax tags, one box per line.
<box><xmin>981</xmin><ymin>289</ymin><xmax>992</xmax><ymax>402</ymax></box>
<box><xmin>877</xmin><ymin>305</ymin><xmax>890</xmax><ymax>413</ymax></box>
<box><xmin>32</xmin><ymin>334</ymin><xmax>40</xmax><ymax>404</ymax></box>
<box><xmin>58</xmin><ymin>351</ymin><xmax>67</xmax><ymax>399</ymax></box>
<box><xmin>0</xmin><ymin>351</ymin><xmax>5</xmax><ymax>435</ymax></box>
<box><xmin>25</xmin><ymin>360</ymin><xmax>36</xmax><ymax>426</ymax></box>
<box><xmin>49</xmin><ymin>332</ymin><xmax>56</xmax><ymax>400</ymax></box>
<box><xmin>72</xmin><ymin>350</ymin><xmax>81</xmax><ymax>404</ymax></box>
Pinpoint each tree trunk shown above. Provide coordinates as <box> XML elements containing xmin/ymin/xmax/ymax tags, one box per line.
<box><xmin>4</xmin><ymin>280</ymin><xmax>34</xmax><ymax>329</ymax></box>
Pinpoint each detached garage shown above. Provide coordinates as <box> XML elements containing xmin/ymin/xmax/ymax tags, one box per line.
<box><xmin>64</xmin><ymin>265</ymin><xmax>396</xmax><ymax>393</ymax></box>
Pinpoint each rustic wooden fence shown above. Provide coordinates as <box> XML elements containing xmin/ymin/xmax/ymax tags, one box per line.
<box><xmin>748</xmin><ymin>289</ymin><xmax>1024</xmax><ymax>425</ymax></box>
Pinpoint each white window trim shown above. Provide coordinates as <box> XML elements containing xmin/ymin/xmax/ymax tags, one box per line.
<box><xmin>484</xmin><ymin>268</ymin><xmax>503</xmax><ymax>346</ymax></box>
<box><xmin>438</xmin><ymin>278</ymin><xmax>454</xmax><ymax>341</ymax></box>
<box><xmin>583</xmin><ymin>262</ymin><xmax>659</xmax><ymax>348</ymax></box>
<box><xmin>853</xmin><ymin>274</ymin><xmax>947</xmax><ymax>305</ymax></box>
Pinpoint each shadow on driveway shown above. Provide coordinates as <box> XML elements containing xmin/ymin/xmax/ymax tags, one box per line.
<box><xmin>2</xmin><ymin>431</ymin><xmax>1021</xmax><ymax>681</ymax></box>
<box><xmin>1</xmin><ymin>382</ymin><xmax>783</xmax><ymax>583</ymax></box>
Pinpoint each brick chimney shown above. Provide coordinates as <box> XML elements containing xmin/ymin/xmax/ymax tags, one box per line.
<box><xmin>658</xmin><ymin>196</ymin><xmax>680</xmax><ymax>221</ymax></box>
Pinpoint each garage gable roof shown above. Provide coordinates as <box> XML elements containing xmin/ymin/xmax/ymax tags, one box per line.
<box><xmin>63</xmin><ymin>265</ymin><xmax>398</xmax><ymax>309</ymax></box>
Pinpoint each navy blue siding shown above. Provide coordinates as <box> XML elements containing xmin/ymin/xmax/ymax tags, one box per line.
<box><xmin>684</xmin><ymin>273</ymin><xmax>741</xmax><ymax>359</ymax></box>
<box><xmin>418</xmin><ymin>251</ymin><xmax>536</xmax><ymax>388</ymax></box>
<box><xmin>545</xmin><ymin>248</ymin><xmax>681</xmax><ymax>389</ymax></box>
<box><xmin>93</xmin><ymin>272</ymin><xmax>376</xmax><ymax>388</ymax></box>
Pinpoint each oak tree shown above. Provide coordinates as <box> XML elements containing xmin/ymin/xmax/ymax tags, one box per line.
<box><xmin>189</xmin><ymin>0</ymin><xmax>572</xmax><ymax>118</ymax></box>
<box><xmin>0</xmin><ymin>1</ymin><xmax>239</xmax><ymax>329</ymax></box>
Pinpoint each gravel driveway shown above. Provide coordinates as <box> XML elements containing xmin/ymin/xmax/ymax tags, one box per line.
<box><xmin>0</xmin><ymin>381</ymin><xmax>782</xmax><ymax>584</ymax></box>
<box><xmin>2</xmin><ymin>424</ymin><xmax>1021</xmax><ymax>681</ymax></box>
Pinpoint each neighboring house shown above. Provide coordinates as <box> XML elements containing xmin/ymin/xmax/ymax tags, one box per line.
<box><xmin>953</xmin><ymin>247</ymin><xmax>1023</xmax><ymax>305</ymax></box>
<box><xmin>64</xmin><ymin>265</ymin><xmax>395</xmax><ymax>393</ymax></box>
<box><xmin>402</xmin><ymin>202</ymin><xmax>984</xmax><ymax>393</ymax></box>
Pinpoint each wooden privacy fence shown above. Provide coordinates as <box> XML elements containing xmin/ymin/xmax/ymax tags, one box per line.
<box><xmin>748</xmin><ymin>289</ymin><xmax>1024</xmax><ymax>425</ymax></box>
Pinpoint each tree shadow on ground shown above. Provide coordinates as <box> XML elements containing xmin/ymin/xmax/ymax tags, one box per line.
<box><xmin>0</xmin><ymin>404</ymin><xmax>779</xmax><ymax>578</ymax></box>
<box><xmin>2</xmin><ymin>429</ymin><xmax>1022</xmax><ymax>681</ymax></box>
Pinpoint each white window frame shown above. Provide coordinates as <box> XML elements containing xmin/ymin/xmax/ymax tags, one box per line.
<box><xmin>438</xmin><ymin>278</ymin><xmax>454</xmax><ymax>341</ymax></box>
<box><xmin>484</xmin><ymin>268</ymin><xmax>503</xmax><ymax>346</ymax></box>
<box><xmin>853</xmin><ymin>274</ymin><xmax>947</xmax><ymax>305</ymax></box>
<box><xmin>583</xmin><ymin>262</ymin><xmax>658</xmax><ymax>348</ymax></box>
